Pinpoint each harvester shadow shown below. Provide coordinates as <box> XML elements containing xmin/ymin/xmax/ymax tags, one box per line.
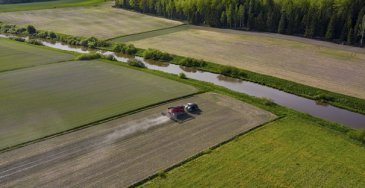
<box><xmin>175</xmin><ymin>110</ymin><xmax>203</xmax><ymax>124</ymax></box>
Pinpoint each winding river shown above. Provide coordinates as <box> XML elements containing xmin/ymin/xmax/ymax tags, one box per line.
<box><xmin>1</xmin><ymin>34</ymin><xmax>364</xmax><ymax>129</ymax></box>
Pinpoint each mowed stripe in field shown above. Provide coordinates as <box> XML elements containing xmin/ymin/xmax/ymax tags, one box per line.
<box><xmin>0</xmin><ymin>38</ymin><xmax>73</xmax><ymax>72</ymax></box>
<box><xmin>0</xmin><ymin>60</ymin><xmax>197</xmax><ymax>150</ymax></box>
<box><xmin>0</xmin><ymin>93</ymin><xmax>276</xmax><ymax>187</ymax></box>
<box><xmin>130</xmin><ymin>26</ymin><xmax>365</xmax><ymax>99</ymax></box>
<box><xmin>0</xmin><ymin>2</ymin><xmax>182</xmax><ymax>39</ymax></box>
<box><xmin>110</xmin><ymin>25</ymin><xmax>190</xmax><ymax>43</ymax></box>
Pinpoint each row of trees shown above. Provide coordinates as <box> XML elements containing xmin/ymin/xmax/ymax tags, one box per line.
<box><xmin>115</xmin><ymin>0</ymin><xmax>365</xmax><ymax>47</ymax></box>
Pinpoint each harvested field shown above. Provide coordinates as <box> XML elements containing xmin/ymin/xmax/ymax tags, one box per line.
<box><xmin>0</xmin><ymin>60</ymin><xmax>197</xmax><ymax>150</ymax></box>
<box><xmin>0</xmin><ymin>2</ymin><xmax>182</xmax><ymax>39</ymax></box>
<box><xmin>0</xmin><ymin>93</ymin><xmax>275</xmax><ymax>187</ymax></box>
<box><xmin>129</xmin><ymin>26</ymin><xmax>365</xmax><ymax>99</ymax></box>
<box><xmin>0</xmin><ymin>37</ymin><xmax>73</xmax><ymax>72</ymax></box>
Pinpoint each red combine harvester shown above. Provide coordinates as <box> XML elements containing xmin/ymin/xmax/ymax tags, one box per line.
<box><xmin>162</xmin><ymin>103</ymin><xmax>199</xmax><ymax>122</ymax></box>
<box><xmin>166</xmin><ymin>106</ymin><xmax>186</xmax><ymax>122</ymax></box>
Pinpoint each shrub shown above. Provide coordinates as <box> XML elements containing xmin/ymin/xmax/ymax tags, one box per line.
<box><xmin>48</xmin><ymin>32</ymin><xmax>57</xmax><ymax>39</ymax></box>
<box><xmin>96</xmin><ymin>40</ymin><xmax>111</xmax><ymax>47</ymax></box>
<box><xmin>113</xmin><ymin>43</ymin><xmax>137</xmax><ymax>55</ymax></box>
<box><xmin>0</xmin><ymin>24</ymin><xmax>16</xmax><ymax>34</ymax></box>
<box><xmin>113</xmin><ymin>43</ymin><xmax>126</xmax><ymax>53</ymax></box>
<box><xmin>15</xmin><ymin>27</ymin><xmax>26</xmax><ymax>34</ymax></box>
<box><xmin>76</xmin><ymin>53</ymin><xmax>101</xmax><ymax>60</ymax></box>
<box><xmin>315</xmin><ymin>94</ymin><xmax>335</xmax><ymax>103</ymax></box>
<box><xmin>26</xmin><ymin>25</ymin><xmax>36</xmax><ymax>35</ymax></box>
<box><xmin>27</xmin><ymin>39</ymin><xmax>43</xmax><ymax>45</ymax></box>
<box><xmin>36</xmin><ymin>31</ymin><xmax>48</xmax><ymax>38</ymax></box>
<box><xmin>76</xmin><ymin>37</ymin><xmax>111</xmax><ymax>48</ymax></box>
<box><xmin>127</xmin><ymin>59</ymin><xmax>146</xmax><ymax>68</ymax></box>
<box><xmin>220</xmin><ymin>66</ymin><xmax>246</xmax><ymax>78</ymax></box>
<box><xmin>10</xmin><ymin>37</ymin><xmax>25</xmax><ymax>42</ymax></box>
<box><xmin>179</xmin><ymin>57</ymin><xmax>207</xmax><ymax>67</ymax></box>
<box><xmin>179</xmin><ymin>72</ymin><xmax>187</xmax><ymax>79</ymax></box>
<box><xmin>80</xmin><ymin>37</ymin><xmax>98</xmax><ymax>48</ymax></box>
<box><xmin>143</xmin><ymin>48</ymin><xmax>172</xmax><ymax>61</ymax></box>
<box><xmin>124</xmin><ymin>44</ymin><xmax>137</xmax><ymax>55</ymax></box>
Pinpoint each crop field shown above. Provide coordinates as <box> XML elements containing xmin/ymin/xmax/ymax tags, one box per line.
<box><xmin>0</xmin><ymin>60</ymin><xmax>197</xmax><ymax>150</ymax></box>
<box><xmin>0</xmin><ymin>93</ymin><xmax>275</xmax><ymax>187</ymax></box>
<box><xmin>0</xmin><ymin>2</ymin><xmax>182</xmax><ymax>39</ymax></box>
<box><xmin>0</xmin><ymin>0</ymin><xmax>106</xmax><ymax>13</ymax></box>
<box><xmin>129</xmin><ymin>26</ymin><xmax>365</xmax><ymax>99</ymax></box>
<box><xmin>142</xmin><ymin>115</ymin><xmax>365</xmax><ymax>187</ymax></box>
<box><xmin>0</xmin><ymin>37</ymin><xmax>73</xmax><ymax>72</ymax></box>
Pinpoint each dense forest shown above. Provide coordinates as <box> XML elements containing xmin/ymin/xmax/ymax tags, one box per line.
<box><xmin>0</xmin><ymin>0</ymin><xmax>53</xmax><ymax>4</ymax></box>
<box><xmin>115</xmin><ymin>0</ymin><xmax>365</xmax><ymax>47</ymax></box>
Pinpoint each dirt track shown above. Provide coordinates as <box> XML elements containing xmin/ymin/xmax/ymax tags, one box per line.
<box><xmin>0</xmin><ymin>93</ymin><xmax>275</xmax><ymax>187</ymax></box>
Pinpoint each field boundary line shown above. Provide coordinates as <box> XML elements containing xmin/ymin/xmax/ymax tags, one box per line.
<box><xmin>105</xmin><ymin>24</ymin><xmax>187</xmax><ymax>42</ymax></box>
<box><xmin>129</xmin><ymin>115</ymin><xmax>285</xmax><ymax>188</ymax></box>
<box><xmin>0</xmin><ymin>91</ymin><xmax>204</xmax><ymax>154</ymax></box>
<box><xmin>0</xmin><ymin>59</ymin><xmax>73</xmax><ymax>74</ymax></box>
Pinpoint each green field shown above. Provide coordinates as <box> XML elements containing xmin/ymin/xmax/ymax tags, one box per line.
<box><xmin>141</xmin><ymin>115</ymin><xmax>365</xmax><ymax>187</ymax></box>
<box><xmin>0</xmin><ymin>2</ymin><xmax>182</xmax><ymax>39</ymax></box>
<box><xmin>0</xmin><ymin>0</ymin><xmax>105</xmax><ymax>12</ymax></box>
<box><xmin>0</xmin><ymin>60</ymin><xmax>197</xmax><ymax>150</ymax></box>
<box><xmin>0</xmin><ymin>37</ymin><xmax>73</xmax><ymax>72</ymax></box>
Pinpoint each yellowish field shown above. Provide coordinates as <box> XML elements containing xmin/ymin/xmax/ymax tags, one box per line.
<box><xmin>130</xmin><ymin>26</ymin><xmax>365</xmax><ymax>99</ymax></box>
<box><xmin>0</xmin><ymin>2</ymin><xmax>182</xmax><ymax>39</ymax></box>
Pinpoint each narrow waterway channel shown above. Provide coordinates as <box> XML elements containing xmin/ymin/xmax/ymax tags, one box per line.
<box><xmin>1</xmin><ymin>35</ymin><xmax>364</xmax><ymax>129</ymax></box>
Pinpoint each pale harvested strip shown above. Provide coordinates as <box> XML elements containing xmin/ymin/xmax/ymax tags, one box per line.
<box><xmin>0</xmin><ymin>93</ymin><xmax>275</xmax><ymax>187</ymax></box>
<box><xmin>0</xmin><ymin>60</ymin><xmax>197</xmax><ymax>150</ymax></box>
<box><xmin>130</xmin><ymin>25</ymin><xmax>365</xmax><ymax>99</ymax></box>
<box><xmin>0</xmin><ymin>2</ymin><xmax>182</xmax><ymax>39</ymax></box>
<box><xmin>0</xmin><ymin>38</ymin><xmax>73</xmax><ymax>72</ymax></box>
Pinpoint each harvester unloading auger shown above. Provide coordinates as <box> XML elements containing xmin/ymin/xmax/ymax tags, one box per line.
<box><xmin>161</xmin><ymin>103</ymin><xmax>200</xmax><ymax>123</ymax></box>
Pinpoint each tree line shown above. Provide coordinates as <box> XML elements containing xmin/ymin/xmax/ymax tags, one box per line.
<box><xmin>115</xmin><ymin>0</ymin><xmax>365</xmax><ymax>47</ymax></box>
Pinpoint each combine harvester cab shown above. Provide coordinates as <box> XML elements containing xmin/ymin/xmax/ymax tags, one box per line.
<box><xmin>184</xmin><ymin>103</ymin><xmax>199</xmax><ymax>113</ymax></box>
